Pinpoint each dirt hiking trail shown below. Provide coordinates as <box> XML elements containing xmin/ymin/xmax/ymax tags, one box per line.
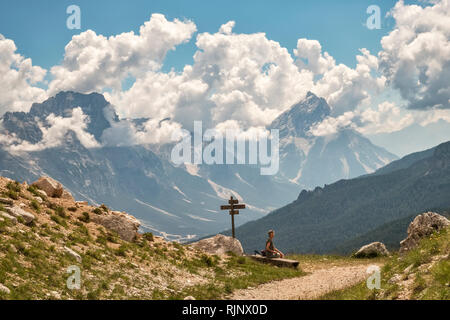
<box><xmin>229</xmin><ymin>262</ymin><xmax>382</xmax><ymax>300</ymax></box>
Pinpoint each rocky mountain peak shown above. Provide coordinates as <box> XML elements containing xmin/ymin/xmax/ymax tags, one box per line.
<box><xmin>269</xmin><ymin>91</ymin><xmax>331</xmax><ymax>138</ymax></box>
<box><xmin>1</xmin><ymin>91</ymin><xmax>119</xmax><ymax>143</ymax></box>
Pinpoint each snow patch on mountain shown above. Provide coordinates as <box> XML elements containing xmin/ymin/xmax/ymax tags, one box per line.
<box><xmin>207</xmin><ymin>179</ymin><xmax>243</xmax><ymax>201</ymax></box>
<box><xmin>173</xmin><ymin>185</ymin><xmax>188</xmax><ymax>198</ymax></box>
<box><xmin>340</xmin><ymin>157</ymin><xmax>350</xmax><ymax>176</ymax></box>
<box><xmin>185</xmin><ymin>163</ymin><xmax>201</xmax><ymax>177</ymax></box>
<box><xmin>234</xmin><ymin>173</ymin><xmax>255</xmax><ymax>188</ymax></box>
<box><xmin>354</xmin><ymin>152</ymin><xmax>372</xmax><ymax>173</ymax></box>
<box><xmin>187</xmin><ymin>214</ymin><xmax>214</xmax><ymax>222</ymax></box>
<box><xmin>134</xmin><ymin>199</ymin><xmax>179</xmax><ymax>218</ymax></box>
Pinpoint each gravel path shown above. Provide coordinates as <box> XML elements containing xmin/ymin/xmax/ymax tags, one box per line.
<box><xmin>229</xmin><ymin>264</ymin><xmax>377</xmax><ymax>300</ymax></box>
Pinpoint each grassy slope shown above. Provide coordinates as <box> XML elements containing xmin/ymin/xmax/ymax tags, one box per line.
<box><xmin>0</xmin><ymin>178</ymin><xmax>306</xmax><ymax>300</ymax></box>
<box><xmin>320</xmin><ymin>227</ymin><xmax>450</xmax><ymax>300</ymax></box>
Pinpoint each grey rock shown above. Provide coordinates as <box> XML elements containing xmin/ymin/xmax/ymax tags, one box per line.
<box><xmin>190</xmin><ymin>234</ymin><xmax>244</xmax><ymax>256</ymax></box>
<box><xmin>404</xmin><ymin>264</ymin><xmax>414</xmax><ymax>274</ymax></box>
<box><xmin>64</xmin><ymin>246</ymin><xmax>82</xmax><ymax>263</ymax></box>
<box><xmin>91</xmin><ymin>211</ymin><xmax>140</xmax><ymax>242</ymax></box>
<box><xmin>0</xmin><ymin>212</ymin><xmax>18</xmax><ymax>224</ymax></box>
<box><xmin>0</xmin><ymin>197</ymin><xmax>13</xmax><ymax>205</ymax></box>
<box><xmin>38</xmin><ymin>190</ymin><xmax>48</xmax><ymax>197</ymax></box>
<box><xmin>6</xmin><ymin>205</ymin><xmax>35</xmax><ymax>224</ymax></box>
<box><xmin>46</xmin><ymin>291</ymin><xmax>62</xmax><ymax>300</ymax></box>
<box><xmin>0</xmin><ymin>284</ymin><xmax>11</xmax><ymax>295</ymax></box>
<box><xmin>388</xmin><ymin>274</ymin><xmax>402</xmax><ymax>284</ymax></box>
<box><xmin>61</xmin><ymin>189</ymin><xmax>74</xmax><ymax>201</ymax></box>
<box><xmin>32</xmin><ymin>176</ymin><xmax>64</xmax><ymax>198</ymax></box>
<box><xmin>354</xmin><ymin>242</ymin><xmax>389</xmax><ymax>258</ymax></box>
<box><xmin>400</xmin><ymin>212</ymin><xmax>450</xmax><ymax>254</ymax></box>
<box><xmin>33</xmin><ymin>196</ymin><xmax>43</xmax><ymax>204</ymax></box>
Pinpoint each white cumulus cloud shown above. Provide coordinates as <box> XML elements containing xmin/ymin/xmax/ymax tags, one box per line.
<box><xmin>4</xmin><ymin>107</ymin><xmax>100</xmax><ymax>153</ymax></box>
<box><xmin>0</xmin><ymin>34</ymin><xmax>47</xmax><ymax>115</ymax></box>
<box><xmin>48</xmin><ymin>13</ymin><xmax>197</xmax><ymax>95</ymax></box>
<box><xmin>379</xmin><ymin>0</ymin><xmax>450</xmax><ymax>110</ymax></box>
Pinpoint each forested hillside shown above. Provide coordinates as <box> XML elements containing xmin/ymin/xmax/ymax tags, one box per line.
<box><xmin>231</xmin><ymin>141</ymin><xmax>450</xmax><ymax>254</ymax></box>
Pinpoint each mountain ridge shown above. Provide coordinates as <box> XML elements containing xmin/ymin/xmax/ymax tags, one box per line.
<box><xmin>0</xmin><ymin>91</ymin><xmax>398</xmax><ymax>241</ymax></box>
<box><xmin>229</xmin><ymin>140</ymin><xmax>450</xmax><ymax>254</ymax></box>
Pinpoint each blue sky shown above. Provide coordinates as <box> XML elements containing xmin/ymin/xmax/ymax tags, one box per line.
<box><xmin>0</xmin><ymin>0</ymin><xmax>404</xmax><ymax>72</ymax></box>
<box><xmin>0</xmin><ymin>0</ymin><xmax>448</xmax><ymax>157</ymax></box>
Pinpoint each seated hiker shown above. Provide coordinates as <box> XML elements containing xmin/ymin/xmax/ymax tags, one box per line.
<box><xmin>265</xmin><ymin>229</ymin><xmax>284</xmax><ymax>258</ymax></box>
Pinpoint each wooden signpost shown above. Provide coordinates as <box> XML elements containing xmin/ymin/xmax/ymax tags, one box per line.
<box><xmin>220</xmin><ymin>196</ymin><xmax>245</xmax><ymax>238</ymax></box>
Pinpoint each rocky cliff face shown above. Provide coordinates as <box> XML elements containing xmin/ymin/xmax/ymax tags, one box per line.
<box><xmin>269</xmin><ymin>92</ymin><xmax>397</xmax><ymax>187</ymax></box>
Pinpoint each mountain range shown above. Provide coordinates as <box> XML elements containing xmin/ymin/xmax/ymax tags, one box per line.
<box><xmin>0</xmin><ymin>91</ymin><xmax>397</xmax><ymax>241</ymax></box>
<box><xmin>230</xmin><ymin>141</ymin><xmax>450</xmax><ymax>254</ymax></box>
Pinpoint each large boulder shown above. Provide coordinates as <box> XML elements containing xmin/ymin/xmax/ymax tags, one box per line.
<box><xmin>0</xmin><ymin>283</ymin><xmax>11</xmax><ymax>295</ymax></box>
<box><xmin>6</xmin><ymin>205</ymin><xmax>35</xmax><ymax>224</ymax></box>
<box><xmin>354</xmin><ymin>242</ymin><xmax>389</xmax><ymax>258</ymax></box>
<box><xmin>61</xmin><ymin>189</ymin><xmax>75</xmax><ymax>202</ymax></box>
<box><xmin>0</xmin><ymin>212</ymin><xmax>17</xmax><ymax>224</ymax></box>
<box><xmin>400</xmin><ymin>212</ymin><xmax>450</xmax><ymax>254</ymax></box>
<box><xmin>64</xmin><ymin>246</ymin><xmax>82</xmax><ymax>263</ymax></box>
<box><xmin>91</xmin><ymin>211</ymin><xmax>140</xmax><ymax>242</ymax></box>
<box><xmin>32</xmin><ymin>176</ymin><xmax>64</xmax><ymax>198</ymax></box>
<box><xmin>190</xmin><ymin>234</ymin><xmax>244</xmax><ymax>256</ymax></box>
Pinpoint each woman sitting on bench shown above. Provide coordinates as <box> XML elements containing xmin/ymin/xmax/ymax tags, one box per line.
<box><xmin>265</xmin><ymin>229</ymin><xmax>284</xmax><ymax>258</ymax></box>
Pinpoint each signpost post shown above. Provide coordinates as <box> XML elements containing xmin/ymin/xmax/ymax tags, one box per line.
<box><xmin>220</xmin><ymin>196</ymin><xmax>246</xmax><ymax>238</ymax></box>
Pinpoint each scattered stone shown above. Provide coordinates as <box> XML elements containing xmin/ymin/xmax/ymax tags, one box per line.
<box><xmin>353</xmin><ymin>242</ymin><xmax>389</xmax><ymax>258</ymax></box>
<box><xmin>61</xmin><ymin>189</ymin><xmax>75</xmax><ymax>201</ymax></box>
<box><xmin>0</xmin><ymin>284</ymin><xmax>11</xmax><ymax>295</ymax></box>
<box><xmin>400</xmin><ymin>212</ymin><xmax>450</xmax><ymax>254</ymax></box>
<box><xmin>38</xmin><ymin>190</ymin><xmax>48</xmax><ymax>197</ymax></box>
<box><xmin>46</xmin><ymin>291</ymin><xmax>61</xmax><ymax>300</ymax></box>
<box><xmin>18</xmin><ymin>202</ymin><xmax>26</xmax><ymax>208</ymax></box>
<box><xmin>0</xmin><ymin>197</ymin><xmax>13</xmax><ymax>205</ymax></box>
<box><xmin>91</xmin><ymin>211</ymin><xmax>140</xmax><ymax>242</ymax></box>
<box><xmin>76</xmin><ymin>201</ymin><xmax>88</xmax><ymax>206</ymax></box>
<box><xmin>0</xmin><ymin>212</ymin><xmax>18</xmax><ymax>224</ymax></box>
<box><xmin>64</xmin><ymin>246</ymin><xmax>82</xmax><ymax>263</ymax></box>
<box><xmin>32</xmin><ymin>176</ymin><xmax>64</xmax><ymax>198</ymax></box>
<box><xmin>388</xmin><ymin>274</ymin><xmax>402</xmax><ymax>284</ymax></box>
<box><xmin>184</xmin><ymin>296</ymin><xmax>196</xmax><ymax>300</ymax></box>
<box><xmin>33</xmin><ymin>196</ymin><xmax>43</xmax><ymax>204</ymax></box>
<box><xmin>404</xmin><ymin>264</ymin><xmax>414</xmax><ymax>274</ymax></box>
<box><xmin>6</xmin><ymin>205</ymin><xmax>35</xmax><ymax>224</ymax></box>
<box><xmin>190</xmin><ymin>234</ymin><xmax>244</xmax><ymax>256</ymax></box>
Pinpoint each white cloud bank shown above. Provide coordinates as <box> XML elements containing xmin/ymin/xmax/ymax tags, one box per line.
<box><xmin>0</xmin><ymin>34</ymin><xmax>47</xmax><ymax>115</ymax></box>
<box><xmin>379</xmin><ymin>0</ymin><xmax>450</xmax><ymax>110</ymax></box>
<box><xmin>2</xmin><ymin>107</ymin><xmax>99</xmax><ymax>153</ymax></box>
<box><xmin>0</xmin><ymin>1</ymin><xmax>449</xmax><ymax>151</ymax></box>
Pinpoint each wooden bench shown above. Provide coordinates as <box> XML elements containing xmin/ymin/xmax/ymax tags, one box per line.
<box><xmin>247</xmin><ymin>254</ymin><xmax>299</xmax><ymax>269</ymax></box>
